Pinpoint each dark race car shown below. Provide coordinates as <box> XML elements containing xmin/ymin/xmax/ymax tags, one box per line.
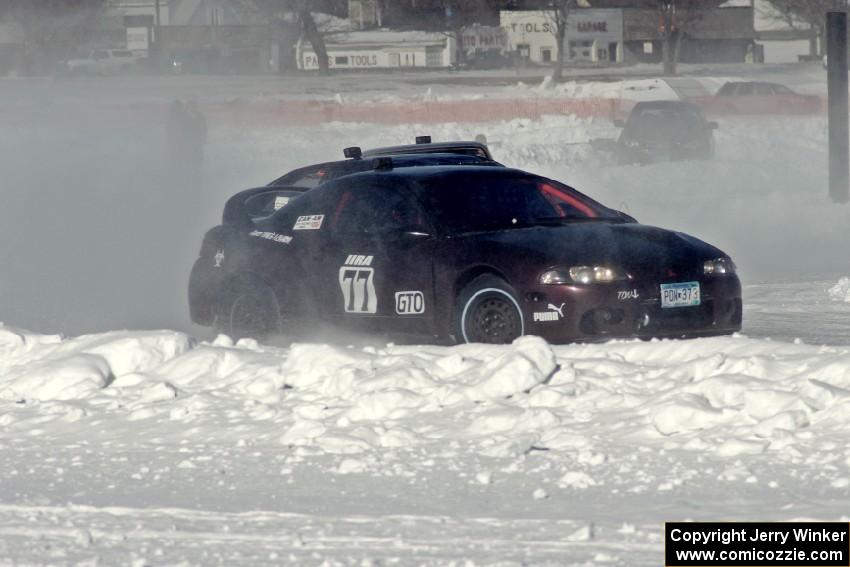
<box><xmin>614</xmin><ymin>100</ymin><xmax>717</xmax><ymax>165</ymax></box>
<box><xmin>189</xmin><ymin>164</ymin><xmax>741</xmax><ymax>344</ymax></box>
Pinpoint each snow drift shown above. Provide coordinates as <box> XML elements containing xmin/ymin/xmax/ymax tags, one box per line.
<box><xmin>4</xmin><ymin>324</ymin><xmax>850</xmax><ymax>472</ymax></box>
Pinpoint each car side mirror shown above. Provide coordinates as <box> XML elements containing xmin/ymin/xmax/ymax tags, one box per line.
<box><xmin>613</xmin><ymin>119</ymin><xmax>625</xmax><ymax>128</ymax></box>
<box><xmin>708</xmin><ymin>121</ymin><xmax>719</xmax><ymax>130</ymax></box>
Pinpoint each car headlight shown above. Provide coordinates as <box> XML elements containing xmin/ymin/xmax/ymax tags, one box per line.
<box><xmin>703</xmin><ymin>257</ymin><xmax>736</xmax><ymax>276</ymax></box>
<box><xmin>539</xmin><ymin>265</ymin><xmax>624</xmax><ymax>285</ymax></box>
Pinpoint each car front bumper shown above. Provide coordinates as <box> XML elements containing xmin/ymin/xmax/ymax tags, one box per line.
<box><xmin>521</xmin><ymin>275</ymin><xmax>742</xmax><ymax>342</ymax></box>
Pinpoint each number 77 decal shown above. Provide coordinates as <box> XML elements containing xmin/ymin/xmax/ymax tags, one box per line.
<box><xmin>339</xmin><ymin>267</ymin><xmax>377</xmax><ymax>313</ymax></box>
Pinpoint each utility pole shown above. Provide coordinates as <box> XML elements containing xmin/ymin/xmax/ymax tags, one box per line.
<box><xmin>827</xmin><ymin>11</ymin><xmax>849</xmax><ymax>203</ymax></box>
<box><xmin>152</xmin><ymin>0</ymin><xmax>162</xmax><ymax>71</ymax></box>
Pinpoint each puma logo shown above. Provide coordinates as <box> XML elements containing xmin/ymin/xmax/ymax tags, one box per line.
<box><xmin>547</xmin><ymin>303</ymin><xmax>566</xmax><ymax>318</ymax></box>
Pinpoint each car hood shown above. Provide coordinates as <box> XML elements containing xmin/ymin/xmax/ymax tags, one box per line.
<box><xmin>460</xmin><ymin>222</ymin><xmax>728</xmax><ymax>279</ymax></box>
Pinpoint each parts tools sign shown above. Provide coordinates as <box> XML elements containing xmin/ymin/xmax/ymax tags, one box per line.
<box><xmin>666</xmin><ymin>522</ymin><xmax>850</xmax><ymax>566</ymax></box>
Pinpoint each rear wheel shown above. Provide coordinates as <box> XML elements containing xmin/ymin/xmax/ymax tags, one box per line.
<box><xmin>215</xmin><ymin>279</ymin><xmax>280</xmax><ymax>341</ymax></box>
<box><xmin>454</xmin><ymin>275</ymin><xmax>524</xmax><ymax>344</ymax></box>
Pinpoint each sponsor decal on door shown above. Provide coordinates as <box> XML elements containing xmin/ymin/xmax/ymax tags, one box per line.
<box><xmin>293</xmin><ymin>214</ymin><xmax>324</xmax><ymax>230</ymax></box>
<box><xmin>339</xmin><ymin>256</ymin><xmax>377</xmax><ymax>313</ymax></box>
<box><xmin>395</xmin><ymin>291</ymin><xmax>425</xmax><ymax>315</ymax></box>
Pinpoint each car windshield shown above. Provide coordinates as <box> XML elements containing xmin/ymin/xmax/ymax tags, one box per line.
<box><xmin>417</xmin><ymin>173</ymin><xmax>622</xmax><ymax>232</ymax></box>
<box><xmin>626</xmin><ymin>107</ymin><xmax>705</xmax><ymax>142</ymax></box>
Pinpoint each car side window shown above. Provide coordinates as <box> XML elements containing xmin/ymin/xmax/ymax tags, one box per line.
<box><xmin>755</xmin><ymin>83</ymin><xmax>773</xmax><ymax>95</ymax></box>
<box><xmin>329</xmin><ymin>182</ymin><xmax>424</xmax><ymax>236</ymax></box>
<box><xmin>737</xmin><ymin>83</ymin><xmax>754</xmax><ymax>96</ymax></box>
<box><xmin>717</xmin><ymin>83</ymin><xmax>736</xmax><ymax>96</ymax></box>
<box><xmin>278</xmin><ymin>167</ymin><xmax>329</xmax><ymax>189</ymax></box>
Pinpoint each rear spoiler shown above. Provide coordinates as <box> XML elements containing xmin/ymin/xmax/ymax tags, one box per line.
<box><xmin>362</xmin><ymin>141</ymin><xmax>492</xmax><ymax>160</ymax></box>
<box><xmin>222</xmin><ymin>185</ymin><xmax>308</xmax><ymax>226</ymax></box>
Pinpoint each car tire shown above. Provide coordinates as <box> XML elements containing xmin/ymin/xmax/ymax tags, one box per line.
<box><xmin>454</xmin><ymin>274</ymin><xmax>524</xmax><ymax>344</ymax></box>
<box><xmin>215</xmin><ymin>279</ymin><xmax>280</xmax><ymax>341</ymax></box>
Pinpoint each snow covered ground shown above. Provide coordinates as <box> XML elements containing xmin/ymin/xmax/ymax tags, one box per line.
<box><xmin>2</xmin><ymin>66</ymin><xmax>850</xmax><ymax>565</ymax></box>
<box><xmin>2</xmin><ymin>326</ymin><xmax>850</xmax><ymax>565</ymax></box>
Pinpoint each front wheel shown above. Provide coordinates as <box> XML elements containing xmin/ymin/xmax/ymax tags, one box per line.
<box><xmin>454</xmin><ymin>275</ymin><xmax>524</xmax><ymax>344</ymax></box>
<box><xmin>215</xmin><ymin>279</ymin><xmax>280</xmax><ymax>341</ymax></box>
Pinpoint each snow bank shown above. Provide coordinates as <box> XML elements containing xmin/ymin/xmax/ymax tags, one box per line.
<box><xmin>829</xmin><ymin>277</ymin><xmax>850</xmax><ymax>302</ymax></box>
<box><xmin>3</xmin><ymin>325</ymin><xmax>850</xmax><ymax>477</ymax></box>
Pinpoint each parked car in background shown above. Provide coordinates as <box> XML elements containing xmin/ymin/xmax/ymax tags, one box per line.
<box><xmin>65</xmin><ymin>49</ymin><xmax>140</xmax><ymax>75</ymax></box>
<box><xmin>712</xmin><ymin>81</ymin><xmax>821</xmax><ymax>114</ymax></box>
<box><xmin>613</xmin><ymin>100</ymin><xmax>717</xmax><ymax>165</ymax></box>
<box><xmin>461</xmin><ymin>51</ymin><xmax>513</xmax><ymax>70</ymax></box>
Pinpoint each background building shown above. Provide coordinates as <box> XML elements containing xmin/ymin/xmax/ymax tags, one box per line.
<box><xmin>751</xmin><ymin>0</ymin><xmax>816</xmax><ymax>63</ymax></box>
<box><xmin>105</xmin><ymin>0</ymin><xmax>289</xmax><ymax>73</ymax></box>
<box><xmin>296</xmin><ymin>30</ymin><xmax>456</xmax><ymax>70</ymax></box>
<box><xmin>501</xmin><ymin>9</ymin><xmax>623</xmax><ymax>65</ymax></box>
<box><xmin>501</xmin><ymin>5</ymin><xmax>754</xmax><ymax>66</ymax></box>
<box><xmin>622</xmin><ymin>5</ymin><xmax>755</xmax><ymax>64</ymax></box>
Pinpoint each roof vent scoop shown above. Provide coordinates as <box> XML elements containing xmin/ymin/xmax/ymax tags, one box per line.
<box><xmin>415</xmin><ymin>136</ymin><xmax>432</xmax><ymax>145</ymax></box>
<box><xmin>343</xmin><ymin>146</ymin><xmax>362</xmax><ymax>159</ymax></box>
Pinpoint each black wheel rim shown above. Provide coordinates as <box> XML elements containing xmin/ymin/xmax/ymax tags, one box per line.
<box><xmin>466</xmin><ymin>295</ymin><xmax>521</xmax><ymax>344</ymax></box>
<box><xmin>229</xmin><ymin>293</ymin><xmax>273</xmax><ymax>337</ymax></box>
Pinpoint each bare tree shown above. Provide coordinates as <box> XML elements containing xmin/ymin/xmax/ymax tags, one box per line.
<box><xmin>657</xmin><ymin>0</ymin><xmax>720</xmax><ymax>75</ymax></box>
<box><xmin>763</xmin><ymin>0</ymin><xmax>848</xmax><ymax>57</ymax></box>
<box><xmin>545</xmin><ymin>0</ymin><xmax>574</xmax><ymax>81</ymax></box>
<box><xmin>252</xmin><ymin>0</ymin><xmax>343</xmax><ymax>73</ymax></box>
<box><xmin>298</xmin><ymin>6</ymin><xmax>330</xmax><ymax>73</ymax></box>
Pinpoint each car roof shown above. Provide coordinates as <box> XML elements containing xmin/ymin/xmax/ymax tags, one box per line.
<box><xmin>268</xmin><ymin>152</ymin><xmax>499</xmax><ymax>187</ymax></box>
<box><xmin>632</xmin><ymin>100</ymin><xmax>702</xmax><ymax>110</ymax></box>
<box><xmin>330</xmin><ymin>164</ymin><xmax>532</xmax><ymax>186</ymax></box>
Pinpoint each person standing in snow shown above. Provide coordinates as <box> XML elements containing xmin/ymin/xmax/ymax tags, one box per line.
<box><xmin>185</xmin><ymin>98</ymin><xmax>207</xmax><ymax>174</ymax></box>
<box><xmin>165</xmin><ymin>98</ymin><xmax>207</xmax><ymax>188</ymax></box>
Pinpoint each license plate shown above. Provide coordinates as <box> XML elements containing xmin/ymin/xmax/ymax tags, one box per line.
<box><xmin>660</xmin><ymin>281</ymin><xmax>700</xmax><ymax>308</ymax></box>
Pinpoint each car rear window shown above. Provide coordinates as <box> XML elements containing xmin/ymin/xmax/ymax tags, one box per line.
<box><xmin>717</xmin><ymin>83</ymin><xmax>737</xmax><ymax>96</ymax></box>
<box><xmin>627</xmin><ymin>107</ymin><xmax>706</xmax><ymax>141</ymax></box>
<box><xmin>417</xmin><ymin>173</ymin><xmax>618</xmax><ymax>232</ymax></box>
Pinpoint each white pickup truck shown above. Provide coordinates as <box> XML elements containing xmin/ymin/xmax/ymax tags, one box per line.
<box><xmin>65</xmin><ymin>49</ymin><xmax>141</xmax><ymax>75</ymax></box>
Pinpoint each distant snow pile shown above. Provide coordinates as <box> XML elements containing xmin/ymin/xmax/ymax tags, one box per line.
<box><xmin>544</xmin><ymin>78</ymin><xmax>711</xmax><ymax>101</ymax></box>
<box><xmin>828</xmin><ymin>277</ymin><xmax>850</xmax><ymax>302</ymax></box>
<box><xmin>3</xmin><ymin>325</ymin><xmax>850</xmax><ymax>476</ymax></box>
